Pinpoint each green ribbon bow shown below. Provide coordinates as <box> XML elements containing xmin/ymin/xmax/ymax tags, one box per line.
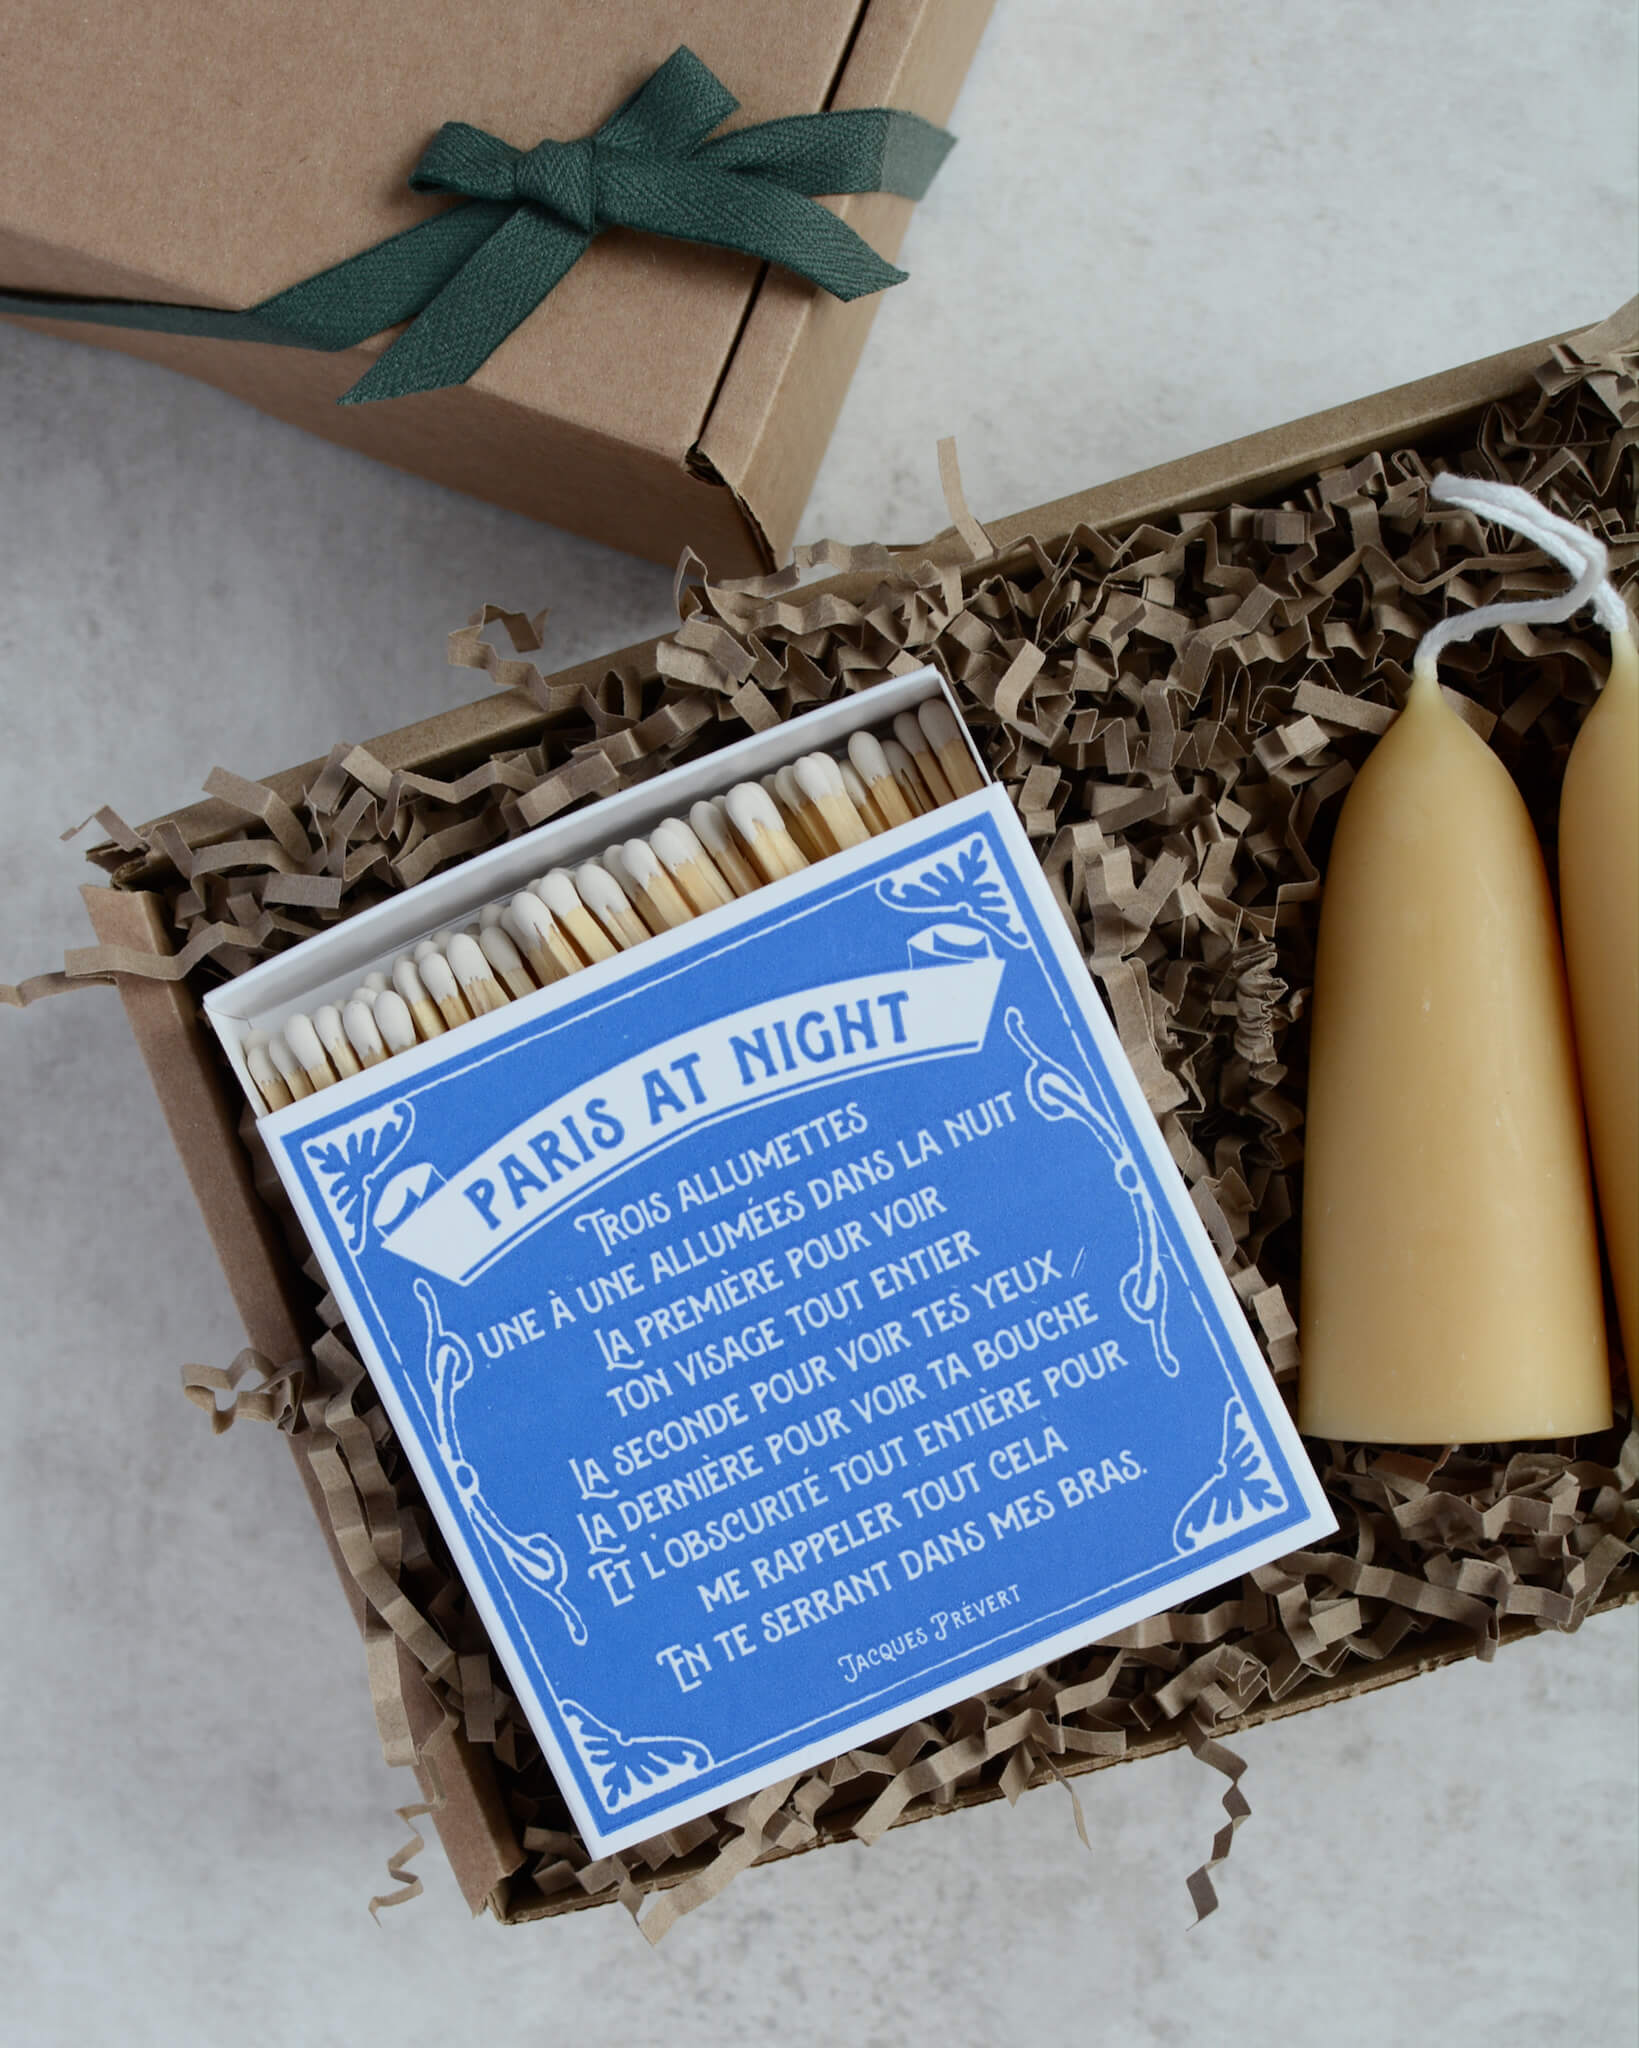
<box><xmin>0</xmin><ymin>47</ymin><xmax>954</xmax><ymax>405</ymax></box>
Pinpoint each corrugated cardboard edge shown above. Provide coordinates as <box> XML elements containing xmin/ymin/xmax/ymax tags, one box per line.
<box><xmin>126</xmin><ymin>298</ymin><xmax>1639</xmax><ymax>872</ymax></box>
<box><xmin>83</xmin><ymin>883</ymin><xmax>524</xmax><ymax>1915</ymax></box>
<box><xmin>695</xmin><ymin>0</ymin><xmax>998</xmax><ymax>565</ymax></box>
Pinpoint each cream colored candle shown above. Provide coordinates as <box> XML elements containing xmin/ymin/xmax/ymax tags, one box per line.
<box><xmin>1300</xmin><ymin>479</ymin><xmax>1612</xmax><ymax>1443</ymax></box>
<box><xmin>1559</xmin><ymin>602</ymin><xmax>1639</xmax><ymax>1395</ymax></box>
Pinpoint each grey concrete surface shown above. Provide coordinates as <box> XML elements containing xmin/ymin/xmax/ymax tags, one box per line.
<box><xmin>2</xmin><ymin>4</ymin><xmax>1635</xmax><ymax>2042</ymax></box>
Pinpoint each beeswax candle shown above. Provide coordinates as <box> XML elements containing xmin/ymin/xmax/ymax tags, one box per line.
<box><xmin>1299</xmin><ymin>477</ymin><xmax>1612</xmax><ymax>1443</ymax></box>
<box><xmin>1560</xmin><ymin>592</ymin><xmax>1639</xmax><ymax>1392</ymax></box>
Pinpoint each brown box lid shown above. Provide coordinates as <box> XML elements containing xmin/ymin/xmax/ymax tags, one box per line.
<box><xmin>0</xmin><ymin>0</ymin><xmax>992</xmax><ymax>571</ymax></box>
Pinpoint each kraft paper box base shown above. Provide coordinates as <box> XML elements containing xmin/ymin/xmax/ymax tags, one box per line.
<box><xmin>66</xmin><ymin>302</ymin><xmax>1639</xmax><ymax>1927</ymax></box>
<box><xmin>199</xmin><ymin>670</ymin><xmax>1333</xmax><ymax>1857</ymax></box>
<box><xmin>0</xmin><ymin>0</ymin><xmax>992</xmax><ymax>574</ymax></box>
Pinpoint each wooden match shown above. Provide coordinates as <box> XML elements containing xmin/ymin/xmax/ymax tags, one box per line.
<box><xmin>620</xmin><ymin>839</ymin><xmax>697</xmax><ymax>932</ymax></box>
<box><xmin>392</xmin><ymin>955</ymin><xmax>447</xmax><ymax>1038</ymax></box>
<box><xmin>651</xmin><ymin>817</ymin><xmax>735</xmax><ymax>912</ymax></box>
<box><xmin>284</xmin><ymin>1011</ymin><xmax>339</xmax><ymax>1091</ymax></box>
<box><xmin>416</xmin><ymin>948</ymin><xmax>473</xmax><ymax>1029</ymax></box>
<box><xmin>506</xmin><ymin>891</ymin><xmax>582</xmax><ymax>983</ymax></box>
<box><xmin>447</xmin><ymin>932</ymin><xmax>511</xmax><ymax>1014</ymax></box>
<box><xmin>770</xmin><ymin>766</ymin><xmax>829</xmax><ymax>861</ymax></box>
<box><xmin>343</xmin><ymin>996</ymin><xmax>389</xmax><ymax>1067</ymax></box>
<box><xmin>838</xmin><ymin>756</ymin><xmax>888</xmax><ymax>834</ymax></box>
<box><xmin>725</xmin><ymin>782</ymin><xmax>808</xmax><ymax>883</ymax></box>
<box><xmin>243</xmin><ymin>1033</ymin><xmax>293</xmax><ymax>1112</ymax></box>
<box><xmin>892</xmin><ymin>710</ymin><xmax>956</xmax><ymax>806</ymax></box>
<box><xmin>688</xmin><ymin>800</ymin><xmax>761</xmax><ymax>897</ymax></box>
<box><xmin>880</xmin><ymin>736</ymin><xmax>935</xmax><ymax>815</ymax></box>
<box><xmin>535</xmin><ymin>870</ymin><xmax>619</xmax><ymax>964</ymax></box>
<box><xmin>794</xmin><ymin>753</ymin><xmax>872</xmax><ymax>852</ymax></box>
<box><xmin>848</xmin><ymin>731</ymin><xmax>915</xmax><ymax>827</ymax></box>
<box><xmin>374</xmin><ymin>988</ymin><xmax>420</xmax><ymax>1057</ymax></box>
<box><xmin>267</xmin><ymin>1030</ymin><xmax>314</xmax><ymax>1101</ymax></box>
<box><xmin>476</xmin><ymin>922</ymin><xmax>539</xmax><ymax>1000</ymax></box>
<box><xmin>313</xmin><ymin>1004</ymin><xmax>363</xmax><ymax>1078</ymax></box>
<box><xmin>917</xmin><ymin>698</ymin><xmax>985</xmax><ymax>797</ymax></box>
<box><xmin>574</xmin><ymin>862</ymin><xmax>652</xmax><ymax>951</ymax></box>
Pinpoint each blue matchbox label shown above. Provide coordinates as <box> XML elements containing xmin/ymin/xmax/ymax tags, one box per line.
<box><xmin>268</xmin><ymin>794</ymin><xmax>1331</xmax><ymax>1852</ymax></box>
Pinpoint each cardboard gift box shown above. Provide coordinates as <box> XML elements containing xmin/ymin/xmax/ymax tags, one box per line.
<box><xmin>0</xmin><ymin>0</ymin><xmax>991</xmax><ymax>574</ymax></box>
<box><xmin>70</xmin><ymin>301</ymin><xmax>1639</xmax><ymax>1925</ymax></box>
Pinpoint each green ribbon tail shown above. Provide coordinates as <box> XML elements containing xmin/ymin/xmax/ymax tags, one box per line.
<box><xmin>600</xmin><ymin>156</ymin><xmax>908</xmax><ymax>301</ymax></box>
<box><xmin>0</xmin><ymin>288</ymin><xmax>323</xmax><ymax>349</ymax></box>
<box><xmin>0</xmin><ymin>200</ymin><xmax>517</xmax><ymax>355</ymax></box>
<box><xmin>698</xmin><ymin>107</ymin><xmax>955</xmax><ymax>200</ymax></box>
<box><xmin>338</xmin><ymin>205</ymin><xmax>588</xmax><ymax>403</ymax></box>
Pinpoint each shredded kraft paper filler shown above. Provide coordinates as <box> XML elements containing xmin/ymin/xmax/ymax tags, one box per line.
<box><xmin>15</xmin><ymin>324</ymin><xmax>1637</xmax><ymax>1937</ymax></box>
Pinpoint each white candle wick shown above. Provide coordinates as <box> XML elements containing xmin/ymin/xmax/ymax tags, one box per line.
<box><xmin>1416</xmin><ymin>473</ymin><xmax>1625</xmax><ymax>685</ymax></box>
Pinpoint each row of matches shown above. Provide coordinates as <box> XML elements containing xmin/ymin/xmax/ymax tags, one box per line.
<box><xmin>240</xmin><ymin>703</ymin><xmax>984</xmax><ymax>1114</ymax></box>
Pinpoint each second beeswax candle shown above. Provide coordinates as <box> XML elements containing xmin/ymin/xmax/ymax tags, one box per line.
<box><xmin>1299</xmin><ymin>667</ymin><xmax>1611</xmax><ymax>1443</ymax></box>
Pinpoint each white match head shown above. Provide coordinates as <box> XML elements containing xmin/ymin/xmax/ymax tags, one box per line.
<box><xmin>446</xmin><ymin>932</ymin><xmax>494</xmax><ymax>991</ymax></box>
<box><xmin>600</xmin><ymin>844</ymin><xmax>637</xmax><ymax>892</ymax></box>
<box><xmin>313</xmin><ymin>1005</ymin><xmax>350</xmax><ymax>1056</ymax></box>
<box><xmin>418</xmin><ymin>950</ymin><xmax>460</xmax><ymax>1005</ymax></box>
<box><xmin>917</xmin><ymin>698</ymin><xmax>965</xmax><ymax>752</ymax></box>
<box><xmin>848</xmin><ymin>730</ymin><xmax>892</xmax><ymax>782</ymax></box>
<box><xmin>774</xmin><ymin>765</ymin><xmax>808</xmax><ymax>813</ymax></box>
<box><xmin>653</xmin><ymin>817</ymin><xmax>708</xmax><ymax>870</ymax></box>
<box><xmin>534</xmin><ymin>870</ymin><xmax>584</xmax><ymax>920</ymax></box>
<box><xmin>794</xmin><ymin>753</ymin><xmax>845</xmax><ymax>804</ymax></box>
<box><xmin>412</xmin><ymin>939</ymin><xmax>440</xmax><ymax>963</ymax></box>
<box><xmin>574</xmin><ymin>862</ymin><xmax>630</xmax><ymax>920</ymax></box>
<box><xmin>479</xmin><ymin>901</ymin><xmax>503</xmax><ymax>929</ymax></box>
<box><xmin>392</xmin><ymin>955</ymin><xmax>430</xmax><ymax>1005</ymax></box>
<box><xmin>508</xmin><ymin>890</ymin><xmax>554</xmax><ymax>943</ymax></box>
<box><xmin>362</xmin><ymin>970</ymin><xmax>391</xmax><ymax>995</ymax></box>
<box><xmin>882</xmin><ymin>737</ymin><xmax>920</xmax><ymax>781</ymax></box>
<box><xmin>284</xmin><ymin>1012</ymin><xmax>327</xmax><ymax>1072</ymax></box>
<box><xmin>725</xmin><ymin>782</ymin><xmax>784</xmax><ymax>842</ymax></box>
<box><xmin>373</xmin><ymin>989</ymin><xmax>418</xmax><ymax>1054</ymax></box>
<box><xmin>266</xmin><ymin>1033</ymin><xmax>303</xmax><ymax>1084</ymax></box>
<box><xmin>343</xmin><ymin>997</ymin><xmax>386</xmax><ymax>1061</ymax></box>
<box><xmin>476</xmin><ymin>923</ymin><xmax>527</xmax><ymax>976</ymax></box>
<box><xmin>689</xmin><ymin>799</ymin><xmax>735</xmax><ymax>855</ymax></box>
<box><xmin>893</xmin><ymin>710</ymin><xmax>935</xmax><ymax>760</ymax></box>
<box><xmin>621</xmin><ymin>837</ymin><xmax>664</xmax><ymax>887</ymax></box>
<box><xmin>839</xmin><ymin>758</ymin><xmax>873</xmax><ymax>811</ymax></box>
